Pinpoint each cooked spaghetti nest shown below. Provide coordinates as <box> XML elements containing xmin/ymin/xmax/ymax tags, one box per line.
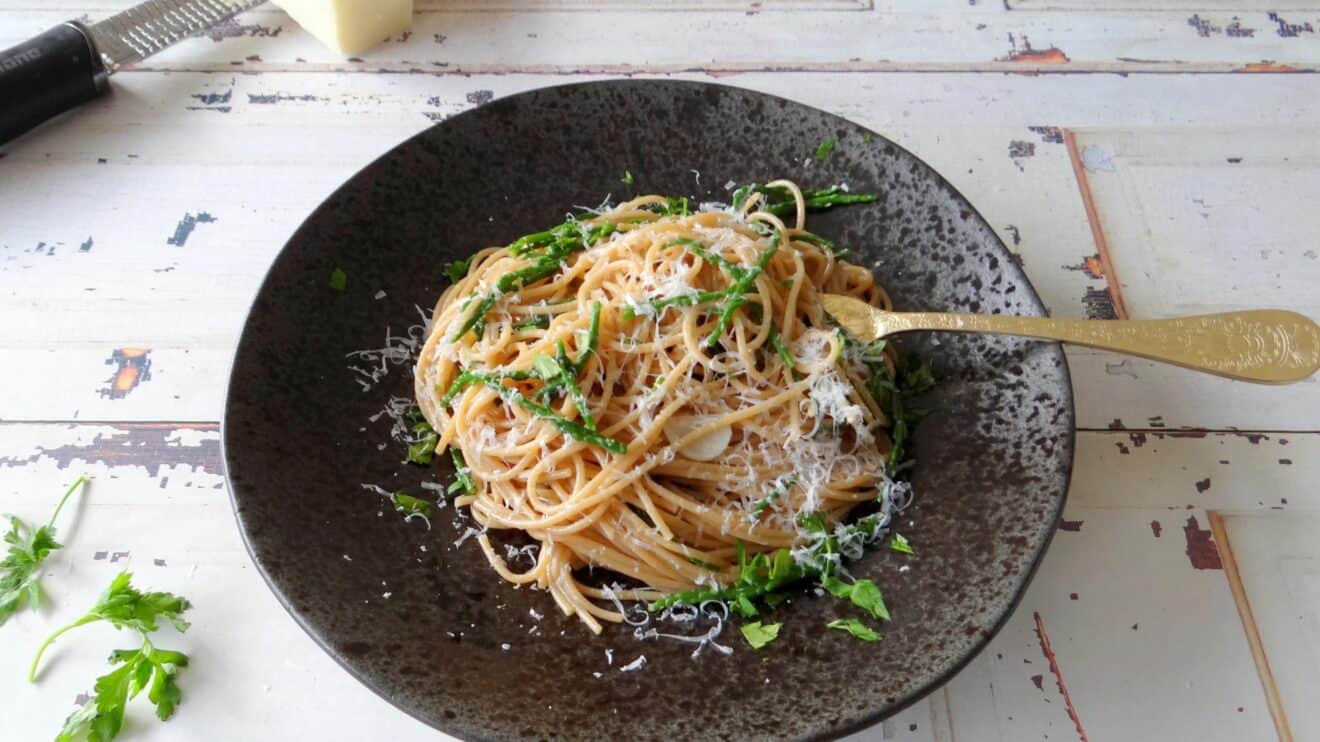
<box><xmin>415</xmin><ymin>180</ymin><xmax>900</xmax><ymax>633</ymax></box>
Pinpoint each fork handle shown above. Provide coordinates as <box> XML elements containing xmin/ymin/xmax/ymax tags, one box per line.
<box><xmin>886</xmin><ymin>310</ymin><xmax>1320</xmax><ymax>384</ymax></box>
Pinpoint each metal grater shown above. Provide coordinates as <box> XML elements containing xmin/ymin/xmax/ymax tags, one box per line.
<box><xmin>88</xmin><ymin>0</ymin><xmax>267</xmax><ymax>72</ymax></box>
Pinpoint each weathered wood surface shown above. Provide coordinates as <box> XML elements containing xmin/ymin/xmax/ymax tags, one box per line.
<box><xmin>2</xmin><ymin>3</ymin><xmax>1317</xmax><ymax>740</ymax></box>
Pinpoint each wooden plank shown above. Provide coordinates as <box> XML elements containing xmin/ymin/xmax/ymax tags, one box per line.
<box><xmin>1073</xmin><ymin>129</ymin><xmax>1320</xmax><ymax>319</ymax></box>
<box><xmin>5</xmin><ymin>71</ymin><xmax>1319</xmax><ymax>426</ymax></box>
<box><xmin>1068</xmin><ymin>347</ymin><xmax>1320</xmax><ymax>431</ymax></box>
<box><xmin>1218</xmin><ymin>513</ymin><xmax>1320</xmax><ymax>742</ymax></box>
<box><xmin>0</xmin><ymin>425</ymin><xmax>1299</xmax><ymax>739</ymax></box>
<box><xmin>1068</xmin><ymin>128</ymin><xmax>1320</xmax><ymax>431</ymax></box>
<box><xmin>1070</xmin><ymin>430</ymin><xmax>1318</xmax><ymax>511</ymax></box>
<box><xmin>1012</xmin><ymin>0</ymin><xmax>1320</xmax><ymax>11</ymax></box>
<box><xmin>0</xmin><ymin>424</ymin><xmax>444</xmax><ymax>741</ymax></box>
<box><xmin>935</xmin><ymin>432</ymin><xmax>1320</xmax><ymax>738</ymax></box>
<box><xmin>0</xmin><ymin>71</ymin><xmax>1071</xmax><ymax>422</ymax></box>
<box><xmin>4</xmin><ymin>7</ymin><xmax>1320</xmax><ymax>73</ymax></box>
<box><xmin>0</xmin><ymin>0</ymin><xmax>871</xmax><ymax>9</ymax></box>
<box><xmin>948</xmin><ymin>505</ymin><xmax>1273</xmax><ymax>741</ymax></box>
<box><xmin>1211</xmin><ymin>513</ymin><xmax>1294</xmax><ymax>742</ymax></box>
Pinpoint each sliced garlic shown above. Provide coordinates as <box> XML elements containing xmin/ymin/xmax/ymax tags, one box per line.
<box><xmin>663</xmin><ymin>416</ymin><xmax>732</xmax><ymax>462</ymax></box>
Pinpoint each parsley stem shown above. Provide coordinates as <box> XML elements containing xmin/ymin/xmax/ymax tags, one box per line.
<box><xmin>29</xmin><ymin>615</ymin><xmax>96</xmax><ymax>683</ymax></box>
<box><xmin>47</xmin><ymin>475</ymin><xmax>88</xmax><ymax>529</ymax></box>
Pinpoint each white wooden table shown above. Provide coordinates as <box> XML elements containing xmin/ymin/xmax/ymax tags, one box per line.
<box><xmin>3</xmin><ymin>3</ymin><xmax>1318</xmax><ymax>740</ymax></box>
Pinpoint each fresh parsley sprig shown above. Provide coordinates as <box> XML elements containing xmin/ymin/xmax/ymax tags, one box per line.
<box><xmin>0</xmin><ymin>476</ymin><xmax>88</xmax><ymax>626</ymax></box>
<box><xmin>30</xmin><ymin>571</ymin><xmax>190</xmax><ymax>683</ymax></box>
<box><xmin>32</xmin><ymin>572</ymin><xmax>192</xmax><ymax>741</ymax></box>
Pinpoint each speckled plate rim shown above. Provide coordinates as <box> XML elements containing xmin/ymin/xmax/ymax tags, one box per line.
<box><xmin>221</xmin><ymin>78</ymin><xmax>1076</xmax><ymax>741</ymax></box>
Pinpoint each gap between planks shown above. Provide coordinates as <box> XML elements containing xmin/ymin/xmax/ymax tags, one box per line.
<box><xmin>1063</xmin><ymin>128</ymin><xmax>1129</xmax><ymax>320</ymax></box>
<box><xmin>1208</xmin><ymin>512</ymin><xmax>1294</xmax><ymax>742</ymax></box>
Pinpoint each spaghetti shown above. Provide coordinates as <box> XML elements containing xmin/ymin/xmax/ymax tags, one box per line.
<box><xmin>415</xmin><ymin>180</ymin><xmax>911</xmax><ymax>633</ymax></box>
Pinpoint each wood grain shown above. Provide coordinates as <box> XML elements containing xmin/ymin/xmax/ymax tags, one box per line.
<box><xmin>2</xmin><ymin>2</ymin><xmax>1319</xmax><ymax>740</ymax></box>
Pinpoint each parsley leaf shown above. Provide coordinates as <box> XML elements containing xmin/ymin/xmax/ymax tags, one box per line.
<box><xmin>891</xmin><ymin>532</ymin><xmax>915</xmax><ymax>555</ymax></box>
<box><xmin>444</xmin><ymin>257</ymin><xmax>472</xmax><ymax>284</ymax></box>
<box><xmin>828</xmin><ymin>618</ymin><xmax>882</xmax><ymax>642</ymax></box>
<box><xmin>847</xmin><ymin>579</ymin><xmax>890</xmax><ymax>621</ymax></box>
<box><xmin>56</xmin><ymin>639</ymin><xmax>190</xmax><ymax>741</ymax></box>
<box><xmin>815</xmin><ymin>138</ymin><xmax>836</xmax><ymax>160</ymax></box>
<box><xmin>740</xmin><ymin>621</ymin><xmax>782</xmax><ymax>649</ymax></box>
<box><xmin>328</xmin><ymin>268</ymin><xmax>347</xmax><ymax>292</ymax></box>
<box><xmin>55</xmin><ymin>699</ymin><xmax>97</xmax><ymax>742</ymax></box>
<box><xmin>820</xmin><ymin>575</ymin><xmax>852</xmax><ymax>599</ymax></box>
<box><xmin>391</xmin><ymin>492</ymin><xmax>432</xmax><ymax>519</ymax></box>
<box><xmin>817</xmin><ymin>576</ymin><xmax>889</xmax><ymax>620</ymax></box>
<box><xmin>1</xmin><ymin>476</ymin><xmax>88</xmax><ymax>626</ymax></box>
<box><xmin>621</xmin><ymin>170</ymin><xmax>634</xmax><ymax>185</ymax></box>
<box><xmin>30</xmin><ymin>571</ymin><xmax>190</xmax><ymax>682</ymax></box>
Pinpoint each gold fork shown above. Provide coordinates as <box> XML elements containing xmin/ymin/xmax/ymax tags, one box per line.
<box><xmin>821</xmin><ymin>294</ymin><xmax>1320</xmax><ymax>384</ymax></box>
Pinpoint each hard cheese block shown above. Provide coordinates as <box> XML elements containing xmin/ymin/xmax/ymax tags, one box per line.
<box><xmin>272</xmin><ymin>0</ymin><xmax>413</xmax><ymax>55</ymax></box>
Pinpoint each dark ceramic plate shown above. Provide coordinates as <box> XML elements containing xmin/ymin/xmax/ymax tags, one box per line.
<box><xmin>224</xmin><ymin>80</ymin><xmax>1074</xmax><ymax>741</ymax></box>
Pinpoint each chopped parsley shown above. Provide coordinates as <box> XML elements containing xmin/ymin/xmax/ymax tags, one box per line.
<box><xmin>815</xmin><ymin>138</ymin><xmax>836</xmax><ymax>160</ymax></box>
<box><xmin>846</xmin><ymin>579</ymin><xmax>890</xmax><ymax>621</ymax></box>
<box><xmin>642</xmin><ymin>196</ymin><xmax>691</xmax><ymax>217</ymax></box>
<box><xmin>828</xmin><ymin>618</ymin><xmax>881</xmax><ymax>642</ymax></box>
<box><xmin>621</xmin><ymin>170</ymin><xmax>634</xmax><ymax>185</ymax></box>
<box><xmin>390</xmin><ymin>492</ymin><xmax>432</xmax><ymax>519</ymax></box>
<box><xmin>891</xmin><ymin>533</ymin><xmax>915</xmax><ymax>555</ymax></box>
<box><xmin>651</xmin><ymin>542</ymin><xmax>802</xmax><ymax>617</ymax></box>
<box><xmin>328</xmin><ymin>268</ymin><xmax>347</xmax><ymax>292</ymax></box>
<box><xmin>740</xmin><ymin>621</ymin><xmax>782</xmax><ymax>649</ymax></box>
<box><xmin>444</xmin><ymin>257</ymin><xmax>472</xmax><ymax>283</ymax></box>
<box><xmin>405</xmin><ymin>419</ymin><xmax>439</xmax><ymax>465</ymax></box>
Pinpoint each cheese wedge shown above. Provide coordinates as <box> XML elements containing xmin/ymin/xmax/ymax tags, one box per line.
<box><xmin>273</xmin><ymin>0</ymin><xmax>413</xmax><ymax>55</ymax></box>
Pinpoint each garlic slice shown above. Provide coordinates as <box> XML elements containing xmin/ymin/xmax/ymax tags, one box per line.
<box><xmin>663</xmin><ymin>416</ymin><xmax>732</xmax><ymax>462</ymax></box>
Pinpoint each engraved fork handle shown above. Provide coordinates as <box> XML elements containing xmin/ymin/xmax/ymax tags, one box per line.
<box><xmin>875</xmin><ymin>309</ymin><xmax>1320</xmax><ymax>384</ymax></box>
